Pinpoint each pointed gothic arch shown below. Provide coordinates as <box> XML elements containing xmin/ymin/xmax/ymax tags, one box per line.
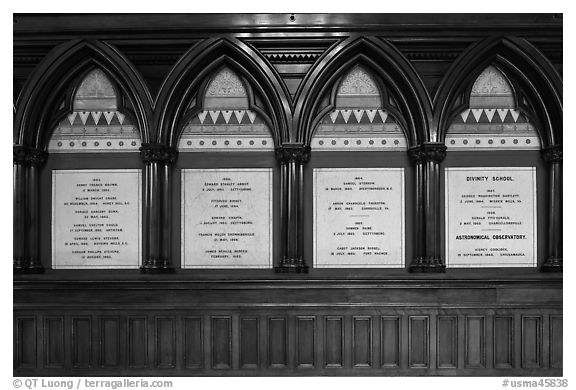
<box><xmin>14</xmin><ymin>39</ymin><xmax>153</xmax><ymax>148</ymax></box>
<box><xmin>434</xmin><ymin>36</ymin><xmax>562</xmax><ymax>147</ymax></box>
<box><xmin>294</xmin><ymin>37</ymin><xmax>433</xmax><ymax>147</ymax></box>
<box><xmin>155</xmin><ymin>37</ymin><xmax>292</xmax><ymax>148</ymax></box>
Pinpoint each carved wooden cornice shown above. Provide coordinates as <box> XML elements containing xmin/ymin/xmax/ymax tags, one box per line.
<box><xmin>408</xmin><ymin>143</ymin><xmax>447</xmax><ymax>164</ymax></box>
<box><xmin>275</xmin><ymin>144</ymin><xmax>311</xmax><ymax>164</ymax></box>
<box><xmin>541</xmin><ymin>144</ymin><xmax>562</xmax><ymax>164</ymax></box>
<box><xmin>139</xmin><ymin>143</ymin><xmax>178</xmax><ymax>164</ymax></box>
<box><xmin>13</xmin><ymin>145</ymin><xmax>48</xmax><ymax>167</ymax></box>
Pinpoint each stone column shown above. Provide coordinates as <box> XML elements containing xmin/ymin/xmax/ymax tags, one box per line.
<box><xmin>275</xmin><ymin>143</ymin><xmax>310</xmax><ymax>273</ymax></box>
<box><xmin>139</xmin><ymin>143</ymin><xmax>178</xmax><ymax>273</ymax></box>
<box><xmin>408</xmin><ymin>143</ymin><xmax>447</xmax><ymax>273</ymax></box>
<box><xmin>541</xmin><ymin>144</ymin><xmax>562</xmax><ymax>272</ymax></box>
<box><xmin>13</xmin><ymin>145</ymin><xmax>48</xmax><ymax>274</ymax></box>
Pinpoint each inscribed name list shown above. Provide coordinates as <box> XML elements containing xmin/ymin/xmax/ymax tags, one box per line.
<box><xmin>181</xmin><ymin>169</ymin><xmax>272</xmax><ymax>268</ymax></box>
<box><xmin>445</xmin><ymin>167</ymin><xmax>537</xmax><ymax>267</ymax></box>
<box><xmin>52</xmin><ymin>169</ymin><xmax>142</xmax><ymax>269</ymax></box>
<box><xmin>314</xmin><ymin>168</ymin><xmax>404</xmax><ymax>268</ymax></box>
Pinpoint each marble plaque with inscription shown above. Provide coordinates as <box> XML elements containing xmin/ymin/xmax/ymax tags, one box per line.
<box><xmin>52</xmin><ymin>169</ymin><xmax>142</xmax><ymax>269</ymax></box>
<box><xmin>445</xmin><ymin>167</ymin><xmax>537</xmax><ymax>267</ymax></box>
<box><xmin>181</xmin><ymin>169</ymin><xmax>273</xmax><ymax>268</ymax></box>
<box><xmin>314</xmin><ymin>168</ymin><xmax>405</xmax><ymax>268</ymax></box>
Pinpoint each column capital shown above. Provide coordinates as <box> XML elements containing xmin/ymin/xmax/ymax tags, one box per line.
<box><xmin>541</xmin><ymin>144</ymin><xmax>562</xmax><ymax>164</ymax></box>
<box><xmin>408</xmin><ymin>143</ymin><xmax>447</xmax><ymax>164</ymax></box>
<box><xmin>275</xmin><ymin>143</ymin><xmax>311</xmax><ymax>164</ymax></box>
<box><xmin>13</xmin><ymin>145</ymin><xmax>48</xmax><ymax>167</ymax></box>
<box><xmin>139</xmin><ymin>143</ymin><xmax>178</xmax><ymax>164</ymax></box>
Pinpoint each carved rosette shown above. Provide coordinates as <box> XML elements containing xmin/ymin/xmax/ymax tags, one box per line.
<box><xmin>541</xmin><ymin>144</ymin><xmax>562</xmax><ymax>164</ymax></box>
<box><xmin>13</xmin><ymin>145</ymin><xmax>48</xmax><ymax>167</ymax></box>
<box><xmin>275</xmin><ymin>144</ymin><xmax>311</xmax><ymax>164</ymax></box>
<box><xmin>408</xmin><ymin>143</ymin><xmax>447</xmax><ymax>164</ymax></box>
<box><xmin>140</xmin><ymin>143</ymin><xmax>178</xmax><ymax>165</ymax></box>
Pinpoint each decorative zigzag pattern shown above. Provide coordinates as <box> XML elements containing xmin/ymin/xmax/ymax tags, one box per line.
<box><xmin>192</xmin><ymin>110</ymin><xmax>260</xmax><ymax>126</ymax></box>
<box><xmin>264</xmin><ymin>53</ymin><xmax>321</xmax><ymax>63</ymax></box>
<box><xmin>453</xmin><ymin>108</ymin><xmax>528</xmax><ymax>124</ymax></box>
<box><xmin>60</xmin><ymin>111</ymin><xmax>131</xmax><ymax>127</ymax></box>
<box><xmin>322</xmin><ymin>109</ymin><xmax>394</xmax><ymax>125</ymax></box>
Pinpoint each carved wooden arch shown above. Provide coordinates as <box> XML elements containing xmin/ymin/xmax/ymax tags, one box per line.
<box><xmin>294</xmin><ymin>37</ymin><xmax>433</xmax><ymax>147</ymax></box>
<box><xmin>14</xmin><ymin>39</ymin><xmax>153</xmax><ymax>149</ymax></box>
<box><xmin>434</xmin><ymin>36</ymin><xmax>563</xmax><ymax>147</ymax></box>
<box><xmin>155</xmin><ymin>37</ymin><xmax>292</xmax><ymax>148</ymax></box>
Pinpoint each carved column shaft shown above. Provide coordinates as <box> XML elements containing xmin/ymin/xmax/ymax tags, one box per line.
<box><xmin>13</xmin><ymin>145</ymin><xmax>47</xmax><ymax>273</ymax></box>
<box><xmin>13</xmin><ymin>162</ymin><xmax>26</xmax><ymax>266</ymax></box>
<box><xmin>275</xmin><ymin>144</ymin><xmax>310</xmax><ymax>273</ymax></box>
<box><xmin>408</xmin><ymin>143</ymin><xmax>446</xmax><ymax>273</ymax></box>
<box><xmin>161</xmin><ymin>163</ymin><xmax>172</xmax><ymax>264</ymax></box>
<box><xmin>140</xmin><ymin>143</ymin><xmax>177</xmax><ymax>273</ymax></box>
<box><xmin>541</xmin><ymin>145</ymin><xmax>562</xmax><ymax>272</ymax></box>
<box><xmin>414</xmin><ymin>160</ymin><xmax>425</xmax><ymax>260</ymax></box>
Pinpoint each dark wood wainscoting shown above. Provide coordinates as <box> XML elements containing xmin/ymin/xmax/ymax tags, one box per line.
<box><xmin>14</xmin><ymin>277</ymin><xmax>562</xmax><ymax>376</ymax></box>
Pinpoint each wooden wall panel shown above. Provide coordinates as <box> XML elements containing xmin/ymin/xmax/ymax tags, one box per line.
<box><xmin>353</xmin><ymin>316</ymin><xmax>372</xmax><ymax>368</ymax></box>
<box><xmin>522</xmin><ymin>316</ymin><xmax>542</xmax><ymax>369</ymax></box>
<box><xmin>409</xmin><ymin>316</ymin><xmax>429</xmax><ymax>368</ymax></box>
<box><xmin>494</xmin><ymin>316</ymin><xmax>514</xmax><ymax>369</ymax></box>
<box><xmin>550</xmin><ymin>316</ymin><xmax>563</xmax><ymax>369</ymax></box>
<box><xmin>99</xmin><ymin>317</ymin><xmax>120</xmax><ymax>368</ymax></box>
<box><xmin>184</xmin><ymin>317</ymin><xmax>203</xmax><ymax>369</ymax></box>
<box><xmin>381</xmin><ymin>316</ymin><xmax>400</xmax><ymax>368</ymax></box>
<box><xmin>465</xmin><ymin>316</ymin><xmax>485</xmax><ymax>368</ymax></box>
<box><xmin>128</xmin><ymin>317</ymin><xmax>147</xmax><ymax>369</ymax></box>
<box><xmin>296</xmin><ymin>316</ymin><xmax>315</xmax><ymax>368</ymax></box>
<box><xmin>211</xmin><ymin>317</ymin><xmax>232</xmax><ymax>369</ymax></box>
<box><xmin>240</xmin><ymin>317</ymin><xmax>259</xmax><ymax>369</ymax></box>
<box><xmin>437</xmin><ymin>316</ymin><xmax>457</xmax><ymax>369</ymax></box>
<box><xmin>324</xmin><ymin>316</ymin><xmax>344</xmax><ymax>368</ymax></box>
<box><xmin>155</xmin><ymin>317</ymin><xmax>175</xmax><ymax>369</ymax></box>
<box><xmin>44</xmin><ymin>317</ymin><xmax>64</xmax><ymax>369</ymax></box>
<box><xmin>72</xmin><ymin>317</ymin><xmax>92</xmax><ymax>369</ymax></box>
<box><xmin>15</xmin><ymin>317</ymin><xmax>37</xmax><ymax>369</ymax></box>
<box><xmin>13</xmin><ymin>309</ymin><xmax>562</xmax><ymax>376</ymax></box>
<box><xmin>268</xmin><ymin>317</ymin><xmax>287</xmax><ymax>368</ymax></box>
